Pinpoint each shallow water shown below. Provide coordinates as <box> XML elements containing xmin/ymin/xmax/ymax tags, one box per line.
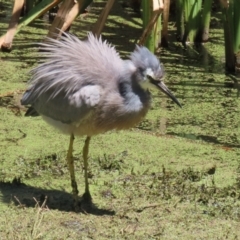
<box><xmin>0</xmin><ymin>0</ymin><xmax>239</xmax><ymax>171</ymax></box>
<box><xmin>1</xmin><ymin>0</ymin><xmax>240</xmax><ymax>168</ymax></box>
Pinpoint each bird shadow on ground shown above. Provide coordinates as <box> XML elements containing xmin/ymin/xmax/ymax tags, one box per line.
<box><xmin>0</xmin><ymin>179</ymin><xmax>115</xmax><ymax>216</ymax></box>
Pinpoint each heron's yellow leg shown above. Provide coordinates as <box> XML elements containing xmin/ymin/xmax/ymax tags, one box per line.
<box><xmin>82</xmin><ymin>136</ymin><xmax>91</xmax><ymax>201</ymax></box>
<box><xmin>67</xmin><ymin>134</ymin><xmax>79</xmax><ymax>207</ymax></box>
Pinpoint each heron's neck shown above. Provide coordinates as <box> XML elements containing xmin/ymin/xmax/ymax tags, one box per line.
<box><xmin>119</xmin><ymin>80</ymin><xmax>150</xmax><ymax>113</ymax></box>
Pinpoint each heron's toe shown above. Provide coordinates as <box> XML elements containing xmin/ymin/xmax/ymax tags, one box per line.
<box><xmin>78</xmin><ymin>192</ymin><xmax>93</xmax><ymax>213</ymax></box>
<box><xmin>82</xmin><ymin>191</ymin><xmax>92</xmax><ymax>202</ymax></box>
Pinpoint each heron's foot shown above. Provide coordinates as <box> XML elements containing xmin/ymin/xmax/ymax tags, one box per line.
<box><xmin>79</xmin><ymin>191</ymin><xmax>93</xmax><ymax>213</ymax></box>
<box><xmin>82</xmin><ymin>191</ymin><xmax>92</xmax><ymax>202</ymax></box>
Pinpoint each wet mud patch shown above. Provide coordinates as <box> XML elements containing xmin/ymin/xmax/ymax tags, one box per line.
<box><xmin>1</xmin><ymin>163</ymin><xmax>240</xmax><ymax>219</ymax></box>
<box><xmin>0</xmin><ymin>90</ymin><xmax>25</xmax><ymax>116</ymax></box>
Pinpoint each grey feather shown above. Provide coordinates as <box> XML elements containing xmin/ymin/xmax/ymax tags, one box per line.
<box><xmin>130</xmin><ymin>45</ymin><xmax>164</xmax><ymax>79</ymax></box>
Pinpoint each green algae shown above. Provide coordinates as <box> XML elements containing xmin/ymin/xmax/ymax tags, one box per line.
<box><xmin>1</xmin><ymin>0</ymin><xmax>240</xmax><ymax>239</ymax></box>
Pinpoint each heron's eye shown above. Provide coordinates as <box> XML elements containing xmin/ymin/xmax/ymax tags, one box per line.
<box><xmin>147</xmin><ymin>75</ymin><xmax>157</xmax><ymax>83</ymax></box>
<box><xmin>147</xmin><ymin>75</ymin><xmax>152</xmax><ymax>81</ymax></box>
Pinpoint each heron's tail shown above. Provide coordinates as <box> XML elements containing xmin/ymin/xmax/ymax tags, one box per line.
<box><xmin>24</xmin><ymin>106</ymin><xmax>39</xmax><ymax>117</ymax></box>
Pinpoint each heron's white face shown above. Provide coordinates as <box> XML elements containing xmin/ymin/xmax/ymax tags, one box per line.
<box><xmin>144</xmin><ymin>67</ymin><xmax>155</xmax><ymax>80</ymax></box>
<box><xmin>139</xmin><ymin>66</ymin><xmax>164</xmax><ymax>90</ymax></box>
<box><xmin>129</xmin><ymin>46</ymin><xmax>181</xmax><ymax>107</ymax></box>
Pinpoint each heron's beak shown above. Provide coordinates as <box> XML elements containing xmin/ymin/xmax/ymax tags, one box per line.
<box><xmin>156</xmin><ymin>81</ymin><xmax>182</xmax><ymax>108</ymax></box>
<box><xmin>147</xmin><ymin>74</ymin><xmax>181</xmax><ymax>107</ymax></box>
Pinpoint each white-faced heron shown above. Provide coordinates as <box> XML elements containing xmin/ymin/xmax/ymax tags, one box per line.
<box><xmin>21</xmin><ymin>32</ymin><xmax>181</xmax><ymax>209</ymax></box>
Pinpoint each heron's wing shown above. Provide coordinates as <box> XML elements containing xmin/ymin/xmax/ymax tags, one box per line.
<box><xmin>22</xmin><ymin>84</ymin><xmax>103</xmax><ymax>123</ymax></box>
<box><xmin>21</xmin><ymin>32</ymin><xmax>125</xmax><ymax>123</ymax></box>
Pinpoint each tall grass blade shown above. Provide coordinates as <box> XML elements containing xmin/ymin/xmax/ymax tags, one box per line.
<box><xmin>201</xmin><ymin>0</ymin><xmax>213</xmax><ymax>42</ymax></box>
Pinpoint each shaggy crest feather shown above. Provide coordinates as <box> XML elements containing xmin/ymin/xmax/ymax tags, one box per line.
<box><xmin>23</xmin><ymin>32</ymin><xmax>124</xmax><ymax>103</ymax></box>
<box><xmin>130</xmin><ymin>45</ymin><xmax>161</xmax><ymax>75</ymax></box>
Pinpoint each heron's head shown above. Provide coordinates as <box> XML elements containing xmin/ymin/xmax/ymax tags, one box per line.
<box><xmin>130</xmin><ymin>46</ymin><xmax>181</xmax><ymax>107</ymax></box>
